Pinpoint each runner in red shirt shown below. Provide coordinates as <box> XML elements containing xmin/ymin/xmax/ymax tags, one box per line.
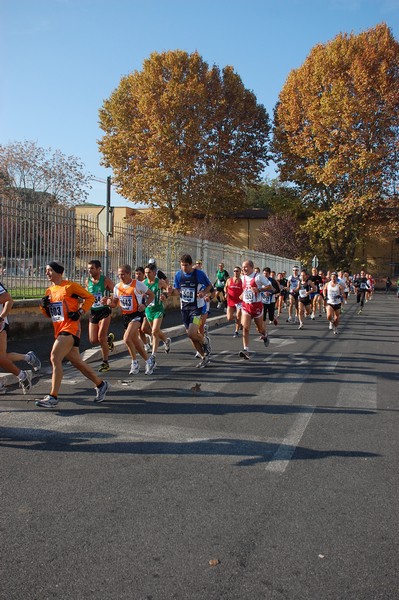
<box><xmin>225</xmin><ymin>266</ymin><xmax>243</xmax><ymax>337</ymax></box>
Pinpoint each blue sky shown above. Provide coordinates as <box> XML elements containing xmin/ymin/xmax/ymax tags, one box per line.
<box><xmin>2</xmin><ymin>0</ymin><xmax>399</xmax><ymax>207</ymax></box>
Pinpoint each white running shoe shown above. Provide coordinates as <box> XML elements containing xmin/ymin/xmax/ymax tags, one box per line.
<box><xmin>298</xmin><ymin>324</ymin><xmax>304</xmax><ymax>330</ymax></box>
<box><xmin>35</xmin><ymin>394</ymin><xmax>58</xmax><ymax>408</ymax></box>
<box><xmin>145</xmin><ymin>355</ymin><xmax>156</xmax><ymax>375</ymax></box>
<box><xmin>310</xmin><ymin>313</ymin><xmax>315</xmax><ymax>320</ymax></box>
<box><xmin>196</xmin><ymin>355</ymin><xmax>210</xmax><ymax>368</ymax></box>
<box><xmin>334</xmin><ymin>327</ymin><xmax>339</xmax><ymax>335</ymax></box>
<box><xmin>129</xmin><ymin>360</ymin><xmax>140</xmax><ymax>375</ymax></box>
<box><xmin>329</xmin><ymin>322</ymin><xmax>333</xmax><ymax>330</ymax></box>
<box><xmin>95</xmin><ymin>380</ymin><xmax>110</xmax><ymax>403</ymax></box>
<box><xmin>26</xmin><ymin>351</ymin><xmax>41</xmax><ymax>372</ymax></box>
<box><xmin>164</xmin><ymin>337</ymin><xmax>171</xmax><ymax>353</ymax></box>
<box><xmin>19</xmin><ymin>370</ymin><xmax>32</xmax><ymax>395</ymax></box>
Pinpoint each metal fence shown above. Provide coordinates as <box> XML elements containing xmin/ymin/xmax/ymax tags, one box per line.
<box><xmin>0</xmin><ymin>196</ymin><xmax>297</xmax><ymax>298</ymax></box>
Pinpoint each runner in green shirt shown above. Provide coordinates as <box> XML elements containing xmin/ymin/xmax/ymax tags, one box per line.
<box><xmin>86</xmin><ymin>260</ymin><xmax>115</xmax><ymax>372</ymax></box>
<box><xmin>142</xmin><ymin>263</ymin><xmax>171</xmax><ymax>358</ymax></box>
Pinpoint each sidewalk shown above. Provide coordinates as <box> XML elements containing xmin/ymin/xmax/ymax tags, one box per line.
<box><xmin>0</xmin><ymin>308</ymin><xmax>228</xmax><ymax>390</ymax></box>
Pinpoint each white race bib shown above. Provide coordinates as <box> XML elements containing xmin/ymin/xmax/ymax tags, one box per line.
<box><xmin>120</xmin><ymin>295</ymin><xmax>134</xmax><ymax>311</ymax></box>
<box><xmin>261</xmin><ymin>292</ymin><xmax>271</xmax><ymax>304</ymax></box>
<box><xmin>243</xmin><ymin>289</ymin><xmax>255</xmax><ymax>303</ymax></box>
<box><xmin>92</xmin><ymin>292</ymin><xmax>103</xmax><ymax>309</ymax></box>
<box><xmin>49</xmin><ymin>301</ymin><xmax>64</xmax><ymax>322</ymax></box>
<box><xmin>181</xmin><ymin>288</ymin><xmax>195</xmax><ymax>303</ymax></box>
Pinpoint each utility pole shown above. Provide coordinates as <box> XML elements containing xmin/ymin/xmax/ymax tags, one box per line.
<box><xmin>104</xmin><ymin>175</ymin><xmax>111</xmax><ymax>277</ymax></box>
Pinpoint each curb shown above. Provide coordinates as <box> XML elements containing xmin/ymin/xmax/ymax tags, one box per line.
<box><xmin>0</xmin><ymin>313</ymin><xmax>229</xmax><ymax>390</ymax></box>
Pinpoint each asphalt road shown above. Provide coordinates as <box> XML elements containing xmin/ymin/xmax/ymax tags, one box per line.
<box><xmin>1</xmin><ymin>294</ymin><xmax>398</xmax><ymax>600</ymax></box>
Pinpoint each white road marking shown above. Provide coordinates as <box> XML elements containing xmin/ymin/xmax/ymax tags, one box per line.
<box><xmin>266</xmin><ymin>406</ymin><xmax>315</xmax><ymax>473</ymax></box>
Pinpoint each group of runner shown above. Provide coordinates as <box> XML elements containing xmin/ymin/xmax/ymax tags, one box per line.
<box><xmin>224</xmin><ymin>264</ymin><xmax>376</xmax><ymax>344</ymax></box>
<box><xmin>0</xmin><ymin>255</ymin><xmax>382</xmax><ymax>405</ymax></box>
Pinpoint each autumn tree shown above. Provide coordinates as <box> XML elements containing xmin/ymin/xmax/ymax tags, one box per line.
<box><xmin>0</xmin><ymin>140</ymin><xmax>92</xmax><ymax>206</ymax></box>
<box><xmin>98</xmin><ymin>50</ymin><xmax>270</xmax><ymax>232</ymax></box>
<box><xmin>272</xmin><ymin>23</ymin><xmax>399</xmax><ymax>266</ymax></box>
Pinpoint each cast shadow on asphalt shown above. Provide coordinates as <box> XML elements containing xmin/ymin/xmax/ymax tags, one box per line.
<box><xmin>0</xmin><ymin>427</ymin><xmax>380</xmax><ymax>467</ymax></box>
<box><xmin>7</xmin><ymin>393</ymin><xmax>378</xmax><ymax>417</ymax></box>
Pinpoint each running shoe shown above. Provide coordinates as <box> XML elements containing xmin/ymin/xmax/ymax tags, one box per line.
<box><xmin>217</xmin><ymin>302</ymin><xmax>223</xmax><ymax>309</ymax></box>
<box><xmin>144</xmin><ymin>334</ymin><xmax>152</xmax><ymax>353</ymax></box>
<box><xmin>107</xmin><ymin>333</ymin><xmax>115</xmax><ymax>351</ymax></box>
<box><xmin>273</xmin><ymin>318</ymin><xmax>278</xmax><ymax>326</ymax></box>
<box><xmin>195</xmin><ymin>351</ymin><xmax>201</xmax><ymax>358</ymax></box>
<box><xmin>310</xmin><ymin>313</ymin><xmax>315</xmax><ymax>320</ymax></box>
<box><xmin>329</xmin><ymin>322</ymin><xmax>333</xmax><ymax>330</ymax></box>
<box><xmin>239</xmin><ymin>350</ymin><xmax>250</xmax><ymax>360</ymax></box>
<box><xmin>286</xmin><ymin>317</ymin><xmax>292</xmax><ymax>323</ymax></box>
<box><xmin>26</xmin><ymin>351</ymin><xmax>41</xmax><ymax>372</ymax></box>
<box><xmin>357</xmin><ymin>309</ymin><xmax>362</xmax><ymax>315</ymax></box>
<box><xmin>196</xmin><ymin>355</ymin><xmax>210</xmax><ymax>368</ymax></box>
<box><xmin>19</xmin><ymin>370</ymin><xmax>32</xmax><ymax>395</ymax></box>
<box><xmin>129</xmin><ymin>360</ymin><xmax>140</xmax><ymax>375</ymax></box>
<box><xmin>35</xmin><ymin>394</ymin><xmax>58</xmax><ymax>408</ymax></box>
<box><xmin>98</xmin><ymin>361</ymin><xmax>110</xmax><ymax>372</ymax></box>
<box><xmin>0</xmin><ymin>382</ymin><xmax>6</xmax><ymax>395</ymax></box>
<box><xmin>233</xmin><ymin>331</ymin><xmax>239</xmax><ymax>338</ymax></box>
<box><xmin>164</xmin><ymin>337</ymin><xmax>171</xmax><ymax>353</ymax></box>
<box><xmin>95</xmin><ymin>380</ymin><xmax>109</xmax><ymax>403</ymax></box>
<box><xmin>294</xmin><ymin>316</ymin><xmax>298</xmax><ymax>324</ymax></box>
<box><xmin>203</xmin><ymin>335</ymin><xmax>211</xmax><ymax>355</ymax></box>
<box><xmin>263</xmin><ymin>334</ymin><xmax>270</xmax><ymax>346</ymax></box>
<box><xmin>145</xmin><ymin>355</ymin><xmax>156</xmax><ymax>375</ymax></box>
<box><xmin>298</xmin><ymin>324</ymin><xmax>304</xmax><ymax>330</ymax></box>
<box><xmin>333</xmin><ymin>327</ymin><xmax>339</xmax><ymax>335</ymax></box>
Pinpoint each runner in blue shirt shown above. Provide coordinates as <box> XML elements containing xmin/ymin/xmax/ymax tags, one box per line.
<box><xmin>169</xmin><ymin>254</ymin><xmax>212</xmax><ymax>368</ymax></box>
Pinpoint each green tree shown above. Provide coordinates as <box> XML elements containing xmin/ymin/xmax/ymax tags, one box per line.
<box><xmin>0</xmin><ymin>140</ymin><xmax>92</xmax><ymax>206</ymax></box>
<box><xmin>272</xmin><ymin>23</ymin><xmax>399</xmax><ymax>266</ymax></box>
<box><xmin>98</xmin><ymin>50</ymin><xmax>270</xmax><ymax>232</ymax></box>
<box><xmin>246</xmin><ymin>177</ymin><xmax>306</xmax><ymax>218</ymax></box>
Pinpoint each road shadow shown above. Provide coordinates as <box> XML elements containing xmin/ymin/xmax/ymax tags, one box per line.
<box><xmin>0</xmin><ymin>426</ymin><xmax>380</xmax><ymax>467</ymax></box>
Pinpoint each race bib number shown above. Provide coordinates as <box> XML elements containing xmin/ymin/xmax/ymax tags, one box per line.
<box><xmin>360</xmin><ymin>283</ymin><xmax>366</xmax><ymax>290</ymax></box>
<box><xmin>299</xmin><ymin>289</ymin><xmax>307</xmax><ymax>298</ymax></box>
<box><xmin>49</xmin><ymin>301</ymin><xmax>64</xmax><ymax>322</ymax></box>
<box><xmin>243</xmin><ymin>289</ymin><xmax>255</xmax><ymax>303</ymax></box>
<box><xmin>120</xmin><ymin>295</ymin><xmax>133</xmax><ymax>311</ymax></box>
<box><xmin>329</xmin><ymin>293</ymin><xmax>339</xmax><ymax>303</ymax></box>
<box><xmin>181</xmin><ymin>288</ymin><xmax>195</xmax><ymax>303</ymax></box>
<box><xmin>261</xmin><ymin>292</ymin><xmax>271</xmax><ymax>304</ymax></box>
<box><xmin>92</xmin><ymin>292</ymin><xmax>103</xmax><ymax>309</ymax></box>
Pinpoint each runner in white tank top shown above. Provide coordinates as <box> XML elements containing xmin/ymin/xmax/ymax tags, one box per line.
<box><xmin>239</xmin><ymin>260</ymin><xmax>273</xmax><ymax>359</ymax></box>
<box><xmin>323</xmin><ymin>272</ymin><xmax>345</xmax><ymax>335</ymax></box>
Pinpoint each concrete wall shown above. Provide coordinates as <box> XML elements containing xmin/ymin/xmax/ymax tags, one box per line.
<box><xmin>8</xmin><ymin>297</ymin><xmax>181</xmax><ymax>337</ymax></box>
